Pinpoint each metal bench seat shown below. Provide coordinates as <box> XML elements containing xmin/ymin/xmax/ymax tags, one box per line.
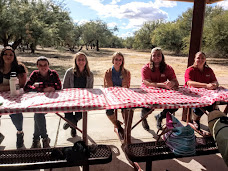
<box><xmin>125</xmin><ymin>137</ymin><xmax>218</xmax><ymax>171</ymax></box>
<box><xmin>0</xmin><ymin>144</ymin><xmax>112</xmax><ymax>170</ymax></box>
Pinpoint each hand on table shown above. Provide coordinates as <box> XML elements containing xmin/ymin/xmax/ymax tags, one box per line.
<box><xmin>206</xmin><ymin>83</ymin><xmax>217</xmax><ymax>90</ymax></box>
<box><xmin>164</xmin><ymin>80</ymin><xmax>178</xmax><ymax>90</ymax></box>
<box><xmin>43</xmin><ymin>87</ymin><xmax>55</xmax><ymax>92</ymax></box>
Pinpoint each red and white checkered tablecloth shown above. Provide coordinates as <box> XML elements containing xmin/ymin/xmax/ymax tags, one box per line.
<box><xmin>0</xmin><ymin>87</ymin><xmax>228</xmax><ymax>115</ymax></box>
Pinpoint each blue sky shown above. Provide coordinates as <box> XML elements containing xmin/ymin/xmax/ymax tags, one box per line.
<box><xmin>64</xmin><ymin>0</ymin><xmax>228</xmax><ymax>38</ymax></box>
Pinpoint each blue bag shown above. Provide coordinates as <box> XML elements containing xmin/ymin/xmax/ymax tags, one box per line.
<box><xmin>159</xmin><ymin>112</ymin><xmax>196</xmax><ymax>156</ymax></box>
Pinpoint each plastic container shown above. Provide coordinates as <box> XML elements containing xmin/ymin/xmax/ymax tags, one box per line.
<box><xmin>10</xmin><ymin>72</ymin><xmax>20</xmax><ymax>96</ymax></box>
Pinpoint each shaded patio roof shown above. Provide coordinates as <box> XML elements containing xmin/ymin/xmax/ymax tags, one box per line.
<box><xmin>165</xmin><ymin>0</ymin><xmax>223</xmax><ymax>4</ymax></box>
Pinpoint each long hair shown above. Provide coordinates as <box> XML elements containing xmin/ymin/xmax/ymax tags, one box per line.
<box><xmin>112</xmin><ymin>52</ymin><xmax>125</xmax><ymax>74</ymax></box>
<box><xmin>0</xmin><ymin>46</ymin><xmax>19</xmax><ymax>71</ymax></box>
<box><xmin>192</xmin><ymin>51</ymin><xmax>209</xmax><ymax>68</ymax></box>
<box><xmin>73</xmin><ymin>52</ymin><xmax>91</xmax><ymax>77</ymax></box>
<box><xmin>149</xmin><ymin>47</ymin><xmax>167</xmax><ymax>73</ymax></box>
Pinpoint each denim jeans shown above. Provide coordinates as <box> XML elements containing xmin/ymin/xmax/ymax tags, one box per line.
<box><xmin>106</xmin><ymin>109</ymin><xmax>125</xmax><ymax>116</ymax></box>
<box><xmin>33</xmin><ymin>113</ymin><xmax>48</xmax><ymax>140</ymax></box>
<box><xmin>193</xmin><ymin>105</ymin><xmax>215</xmax><ymax>117</ymax></box>
<box><xmin>10</xmin><ymin>113</ymin><xmax>23</xmax><ymax>131</ymax></box>
<box><xmin>64</xmin><ymin>112</ymin><xmax>82</xmax><ymax>125</ymax></box>
<box><xmin>141</xmin><ymin>108</ymin><xmax>178</xmax><ymax>118</ymax></box>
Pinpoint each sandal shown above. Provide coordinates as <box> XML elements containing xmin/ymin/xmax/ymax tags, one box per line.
<box><xmin>193</xmin><ymin>120</ymin><xmax>200</xmax><ymax>130</ymax></box>
<box><xmin>198</xmin><ymin>130</ymin><xmax>212</xmax><ymax>137</ymax></box>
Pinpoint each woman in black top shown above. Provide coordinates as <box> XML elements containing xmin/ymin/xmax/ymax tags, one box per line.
<box><xmin>0</xmin><ymin>46</ymin><xmax>27</xmax><ymax>149</ymax></box>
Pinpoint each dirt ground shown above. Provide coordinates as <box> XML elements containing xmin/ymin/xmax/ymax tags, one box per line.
<box><xmin>16</xmin><ymin>47</ymin><xmax>228</xmax><ymax>88</ymax></box>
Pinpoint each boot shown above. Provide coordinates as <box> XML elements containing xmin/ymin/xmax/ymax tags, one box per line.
<box><xmin>42</xmin><ymin>138</ymin><xmax>51</xmax><ymax>148</ymax></box>
<box><xmin>16</xmin><ymin>132</ymin><xmax>24</xmax><ymax>149</ymax></box>
<box><xmin>31</xmin><ymin>139</ymin><xmax>41</xmax><ymax>149</ymax></box>
<box><xmin>107</xmin><ymin>115</ymin><xmax>124</xmax><ymax>140</ymax></box>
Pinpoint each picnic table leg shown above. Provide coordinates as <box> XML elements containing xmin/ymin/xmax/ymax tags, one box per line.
<box><xmin>224</xmin><ymin>104</ymin><xmax>228</xmax><ymax>115</ymax></box>
<box><xmin>146</xmin><ymin>161</ymin><xmax>152</xmax><ymax>171</ymax></box>
<box><xmin>182</xmin><ymin>108</ymin><xmax>187</xmax><ymax>122</ymax></box>
<box><xmin>124</xmin><ymin>109</ymin><xmax>134</xmax><ymax>145</ymax></box>
<box><xmin>82</xmin><ymin>111</ymin><xmax>89</xmax><ymax>171</ymax></box>
<box><xmin>82</xmin><ymin>111</ymin><xmax>88</xmax><ymax>145</ymax></box>
<box><xmin>182</xmin><ymin>108</ymin><xmax>192</xmax><ymax>123</ymax></box>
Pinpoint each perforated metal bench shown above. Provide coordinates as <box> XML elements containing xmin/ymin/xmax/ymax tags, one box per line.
<box><xmin>0</xmin><ymin>144</ymin><xmax>112</xmax><ymax>171</ymax></box>
<box><xmin>125</xmin><ymin>137</ymin><xmax>218</xmax><ymax>171</ymax></box>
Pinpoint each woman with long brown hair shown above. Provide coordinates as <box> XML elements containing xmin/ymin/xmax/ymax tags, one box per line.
<box><xmin>0</xmin><ymin>46</ymin><xmax>27</xmax><ymax>149</ymax></box>
<box><xmin>104</xmin><ymin>52</ymin><xmax>131</xmax><ymax>140</ymax></box>
<box><xmin>62</xmin><ymin>52</ymin><xmax>94</xmax><ymax>137</ymax></box>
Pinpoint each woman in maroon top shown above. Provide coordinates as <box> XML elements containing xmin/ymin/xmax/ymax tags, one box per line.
<box><xmin>141</xmin><ymin>47</ymin><xmax>179</xmax><ymax>130</ymax></box>
<box><xmin>185</xmin><ymin>51</ymin><xmax>219</xmax><ymax>131</ymax></box>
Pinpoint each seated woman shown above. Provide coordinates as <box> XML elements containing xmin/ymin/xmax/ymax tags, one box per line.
<box><xmin>104</xmin><ymin>52</ymin><xmax>131</xmax><ymax>140</ymax></box>
<box><xmin>141</xmin><ymin>47</ymin><xmax>179</xmax><ymax>130</ymax></box>
<box><xmin>24</xmin><ymin>56</ymin><xmax>62</xmax><ymax>148</ymax></box>
<box><xmin>62</xmin><ymin>52</ymin><xmax>94</xmax><ymax>137</ymax></box>
<box><xmin>0</xmin><ymin>46</ymin><xmax>27</xmax><ymax>149</ymax></box>
<box><xmin>185</xmin><ymin>51</ymin><xmax>219</xmax><ymax>132</ymax></box>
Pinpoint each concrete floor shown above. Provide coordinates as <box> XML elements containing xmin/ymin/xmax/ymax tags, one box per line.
<box><xmin>0</xmin><ymin>106</ymin><xmax>227</xmax><ymax>171</ymax></box>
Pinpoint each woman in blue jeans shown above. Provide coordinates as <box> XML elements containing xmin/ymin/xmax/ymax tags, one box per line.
<box><xmin>62</xmin><ymin>52</ymin><xmax>94</xmax><ymax>137</ymax></box>
<box><xmin>0</xmin><ymin>46</ymin><xmax>27</xmax><ymax>149</ymax></box>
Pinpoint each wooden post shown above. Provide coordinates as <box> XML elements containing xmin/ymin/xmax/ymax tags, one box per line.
<box><xmin>188</xmin><ymin>0</ymin><xmax>206</xmax><ymax>67</ymax></box>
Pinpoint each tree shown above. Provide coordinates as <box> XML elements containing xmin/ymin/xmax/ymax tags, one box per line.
<box><xmin>203</xmin><ymin>9</ymin><xmax>228</xmax><ymax>57</ymax></box>
<box><xmin>133</xmin><ymin>21</ymin><xmax>161</xmax><ymax>50</ymax></box>
<box><xmin>151</xmin><ymin>22</ymin><xmax>183</xmax><ymax>54</ymax></box>
<box><xmin>0</xmin><ymin>0</ymin><xmax>75</xmax><ymax>52</ymax></box>
<box><xmin>81</xmin><ymin>20</ymin><xmax>114</xmax><ymax>51</ymax></box>
<box><xmin>123</xmin><ymin>37</ymin><xmax>134</xmax><ymax>49</ymax></box>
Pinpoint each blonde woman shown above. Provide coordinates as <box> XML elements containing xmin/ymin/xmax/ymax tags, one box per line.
<box><xmin>104</xmin><ymin>52</ymin><xmax>131</xmax><ymax>140</ymax></box>
<box><xmin>62</xmin><ymin>52</ymin><xmax>94</xmax><ymax>137</ymax></box>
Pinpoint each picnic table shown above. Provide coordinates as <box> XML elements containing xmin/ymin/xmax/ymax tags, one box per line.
<box><xmin>0</xmin><ymin>87</ymin><xmax>228</xmax><ymax>170</ymax></box>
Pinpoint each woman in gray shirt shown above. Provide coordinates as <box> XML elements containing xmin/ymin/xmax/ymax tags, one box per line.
<box><xmin>62</xmin><ymin>52</ymin><xmax>94</xmax><ymax>137</ymax></box>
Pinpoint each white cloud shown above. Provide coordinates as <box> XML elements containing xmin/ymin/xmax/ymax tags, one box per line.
<box><xmin>74</xmin><ymin>0</ymin><xmax>176</xmax><ymax>29</ymax></box>
<box><xmin>217</xmin><ymin>0</ymin><xmax>228</xmax><ymax>9</ymax></box>
<box><xmin>111</xmin><ymin>0</ymin><xmax>121</xmax><ymax>5</ymax></box>
<box><xmin>74</xmin><ymin>19</ymin><xmax>89</xmax><ymax>25</ymax></box>
<box><xmin>107</xmin><ymin>22</ymin><xmax>118</xmax><ymax>28</ymax></box>
<box><xmin>119</xmin><ymin>31</ymin><xmax>134</xmax><ymax>38</ymax></box>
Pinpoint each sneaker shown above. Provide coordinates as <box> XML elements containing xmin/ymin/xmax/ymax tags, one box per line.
<box><xmin>71</xmin><ymin>128</ymin><xmax>77</xmax><ymax>137</ymax></box>
<box><xmin>42</xmin><ymin>138</ymin><xmax>51</xmax><ymax>148</ymax></box>
<box><xmin>63</xmin><ymin>122</ymin><xmax>70</xmax><ymax>130</ymax></box>
<box><xmin>0</xmin><ymin>133</ymin><xmax>5</xmax><ymax>145</ymax></box>
<box><xmin>16</xmin><ymin>132</ymin><xmax>24</xmax><ymax>149</ymax></box>
<box><xmin>142</xmin><ymin>118</ymin><xmax>150</xmax><ymax>131</ymax></box>
<box><xmin>31</xmin><ymin>140</ymin><xmax>41</xmax><ymax>149</ymax></box>
<box><xmin>155</xmin><ymin>114</ymin><xmax>163</xmax><ymax>130</ymax></box>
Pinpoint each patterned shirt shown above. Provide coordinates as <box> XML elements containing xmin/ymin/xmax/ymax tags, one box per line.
<box><xmin>24</xmin><ymin>69</ymin><xmax>61</xmax><ymax>92</ymax></box>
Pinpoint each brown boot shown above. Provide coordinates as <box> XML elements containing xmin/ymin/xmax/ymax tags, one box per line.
<box><xmin>107</xmin><ymin>115</ymin><xmax>124</xmax><ymax>140</ymax></box>
<box><xmin>42</xmin><ymin>138</ymin><xmax>51</xmax><ymax>148</ymax></box>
